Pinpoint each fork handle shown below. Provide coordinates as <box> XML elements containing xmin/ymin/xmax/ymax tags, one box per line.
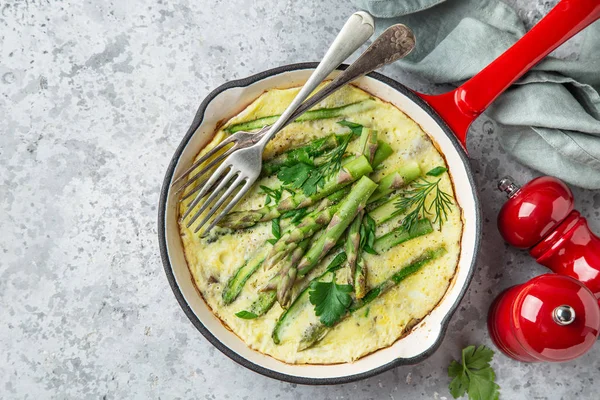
<box><xmin>284</xmin><ymin>24</ymin><xmax>416</xmax><ymax>125</ymax></box>
<box><xmin>258</xmin><ymin>11</ymin><xmax>374</xmax><ymax>145</ymax></box>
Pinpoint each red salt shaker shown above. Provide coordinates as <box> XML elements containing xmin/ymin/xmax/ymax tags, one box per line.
<box><xmin>488</xmin><ymin>274</ymin><xmax>600</xmax><ymax>362</ymax></box>
<box><xmin>497</xmin><ymin>176</ymin><xmax>600</xmax><ymax>301</ymax></box>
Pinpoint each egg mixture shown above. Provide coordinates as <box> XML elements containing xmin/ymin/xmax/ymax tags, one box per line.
<box><xmin>178</xmin><ymin>84</ymin><xmax>463</xmax><ymax>364</ymax></box>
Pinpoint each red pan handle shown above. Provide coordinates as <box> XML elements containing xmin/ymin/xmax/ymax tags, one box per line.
<box><xmin>418</xmin><ymin>0</ymin><xmax>600</xmax><ymax>149</ymax></box>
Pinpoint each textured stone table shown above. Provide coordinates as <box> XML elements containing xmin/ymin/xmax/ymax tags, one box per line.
<box><xmin>2</xmin><ymin>0</ymin><xmax>598</xmax><ymax>398</ymax></box>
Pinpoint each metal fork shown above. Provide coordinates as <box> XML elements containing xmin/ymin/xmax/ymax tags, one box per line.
<box><xmin>172</xmin><ymin>12</ymin><xmax>374</xmax><ymax>197</ymax></box>
<box><xmin>180</xmin><ymin>23</ymin><xmax>416</xmax><ymax>235</ymax></box>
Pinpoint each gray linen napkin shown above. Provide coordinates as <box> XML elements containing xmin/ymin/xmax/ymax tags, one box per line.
<box><xmin>352</xmin><ymin>0</ymin><xmax>600</xmax><ymax>189</ymax></box>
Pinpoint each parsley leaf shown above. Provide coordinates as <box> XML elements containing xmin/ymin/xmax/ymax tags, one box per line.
<box><xmin>287</xmin><ymin>147</ymin><xmax>313</xmax><ymax>165</ymax></box>
<box><xmin>448</xmin><ymin>345</ymin><xmax>500</xmax><ymax>400</ymax></box>
<box><xmin>464</xmin><ymin>345</ymin><xmax>495</xmax><ymax>370</ymax></box>
<box><xmin>235</xmin><ymin>310</ymin><xmax>258</xmax><ymax>319</ymax></box>
<box><xmin>427</xmin><ymin>166</ymin><xmax>448</xmax><ymax>177</ymax></box>
<box><xmin>448</xmin><ymin>360</ymin><xmax>469</xmax><ymax>398</ymax></box>
<box><xmin>360</xmin><ymin>213</ymin><xmax>378</xmax><ymax>255</ymax></box>
<box><xmin>308</xmin><ymin>273</ymin><xmax>353</xmax><ymax>327</ymax></box>
<box><xmin>277</xmin><ymin>163</ymin><xmax>313</xmax><ymax>190</ymax></box>
<box><xmin>266</xmin><ymin>218</ymin><xmax>281</xmax><ymax>245</ymax></box>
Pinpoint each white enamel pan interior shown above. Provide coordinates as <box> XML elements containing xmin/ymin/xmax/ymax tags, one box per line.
<box><xmin>158</xmin><ymin>63</ymin><xmax>481</xmax><ymax>384</ymax></box>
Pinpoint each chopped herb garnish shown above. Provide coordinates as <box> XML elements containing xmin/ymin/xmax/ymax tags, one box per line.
<box><xmin>280</xmin><ymin>207</ymin><xmax>308</xmax><ymax>225</ymax></box>
<box><xmin>360</xmin><ymin>213</ymin><xmax>377</xmax><ymax>255</ymax></box>
<box><xmin>337</xmin><ymin>120</ymin><xmax>364</xmax><ymax>136</ymax></box>
<box><xmin>260</xmin><ymin>185</ymin><xmax>292</xmax><ymax>206</ymax></box>
<box><xmin>235</xmin><ymin>310</ymin><xmax>258</xmax><ymax>319</ymax></box>
<box><xmin>326</xmin><ymin>252</ymin><xmax>347</xmax><ymax>272</ymax></box>
<box><xmin>427</xmin><ymin>166</ymin><xmax>448</xmax><ymax>177</ymax></box>
<box><xmin>266</xmin><ymin>218</ymin><xmax>281</xmax><ymax>245</ymax></box>
<box><xmin>277</xmin><ymin>134</ymin><xmax>352</xmax><ymax>197</ymax></box>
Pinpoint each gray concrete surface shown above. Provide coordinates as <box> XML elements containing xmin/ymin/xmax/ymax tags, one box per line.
<box><xmin>1</xmin><ymin>0</ymin><xmax>598</xmax><ymax>398</ymax></box>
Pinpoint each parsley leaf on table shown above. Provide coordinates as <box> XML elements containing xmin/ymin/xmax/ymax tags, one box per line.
<box><xmin>308</xmin><ymin>273</ymin><xmax>353</xmax><ymax>327</ymax></box>
<box><xmin>448</xmin><ymin>345</ymin><xmax>500</xmax><ymax>400</ymax></box>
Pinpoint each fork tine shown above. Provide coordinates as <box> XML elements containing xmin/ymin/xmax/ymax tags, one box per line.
<box><xmin>202</xmin><ymin>178</ymin><xmax>253</xmax><ymax>235</ymax></box>
<box><xmin>182</xmin><ymin>160</ymin><xmax>231</xmax><ymax>221</ymax></box>
<box><xmin>186</xmin><ymin>169</ymin><xmax>237</xmax><ymax>228</ymax></box>
<box><xmin>175</xmin><ymin>146</ymin><xmax>236</xmax><ymax>195</ymax></box>
<box><xmin>175</xmin><ymin>125</ymin><xmax>273</xmax><ymax>189</ymax></box>
<box><xmin>180</xmin><ymin>178</ymin><xmax>205</xmax><ymax>201</ymax></box>
<box><xmin>181</xmin><ymin>177</ymin><xmax>212</xmax><ymax>201</ymax></box>
<box><xmin>194</xmin><ymin>174</ymin><xmax>245</xmax><ymax>235</ymax></box>
<box><xmin>172</xmin><ymin>135</ymin><xmax>237</xmax><ymax>187</ymax></box>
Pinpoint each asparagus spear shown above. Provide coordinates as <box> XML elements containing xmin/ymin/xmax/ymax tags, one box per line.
<box><xmin>264</xmin><ymin>188</ymin><xmax>349</xmax><ymax>269</ymax></box>
<box><xmin>298</xmin><ymin>247</ymin><xmax>447</xmax><ymax>350</ymax></box>
<box><xmin>277</xmin><ymin>155</ymin><xmax>373</xmax><ymax>211</ymax></box>
<box><xmin>218</xmin><ymin>155</ymin><xmax>373</xmax><ymax>229</ymax></box>
<box><xmin>224</xmin><ymin>100</ymin><xmax>376</xmax><ymax>133</ymax></box>
<box><xmin>219</xmin><ymin>140</ymin><xmax>393</xmax><ymax>231</ymax></box>
<box><xmin>352</xmin><ymin>219</ymin><xmax>433</xmax><ymax>298</ymax></box>
<box><xmin>359</xmin><ymin>129</ymin><xmax>378</xmax><ymax>164</ymax></box>
<box><xmin>222</xmin><ymin>246</ymin><xmax>270</xmax><ymax>305</ymax></box>
<box><xmin>262</xmin><ymin>134</ymin><xmax>352</xmax><ymax>176</ymax></box>
<box><xmin>276</xmin><ymin>238</ymin><xmax>312</xmax><ymax>308</ymax></box>
<box><xmin>222</xmin><ymin>195</ymin><xmax>346</xmax><ymax>304</ymax></box>
<box><xmin>368</xmin><ymin>161</ymin><xmax>421</xmax><ymax>203</ymax></box>
<box><xmin>354</xmin><ymin>255</ymin><xmax>368</xmax><ymax>299</ymax></box>
<box><xmin>275</xmin><ymin>209</ymin><xmax>344</xmax><ymax>307</ymax></box>
<box><xmin>373</xmin><ymin>219</ymin><xmax>433</xmax><ymax>253</ymax></box>
<box><xmin>263</xmin><ymin>126</ymin><xmax>388</xmax><ymax>177</ymax></box>
<box><xmin>272</xmin><ymin>252</ymin><xmax>347</xmax><ymax>344</ymax></box>
<box><xmin>370</xmin><ymin>141</ymin><xmax>393</xmax><ymax>169</ymax></box>
<box><xmin>355</xmin><ymin>247</ymin><xmax>447</xmax><ymax>311</ymax></box>
<box><xmin>237</xmin><ymin>249</ymin><xmax>346</xmax><ymax>320</ymax></box>
<box><xmin>297</xmin><ymin>176</ymin><xmax>378</xmax><ymax>277</ymax></box>
<box><xmin>229</xmin><ymin>242</ymin><xmax>306</xmax><ymax>315</ymax></box>
<box><xmin>345</xmin><ymin>211</ymin><xmax>363</xmax><ymax>284</ymax></box>
<box><xmin>369</xmin><ymin>195</ymin><xmax>403</xmax><ymax>225</ymax></box>
<box><xmin>235</xmin><ymin>290</ymin><xmax>276</xmax><ymax>319</ymax></box>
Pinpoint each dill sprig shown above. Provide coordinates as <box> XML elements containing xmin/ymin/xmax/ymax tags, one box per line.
<box><xmin>394</xmin><ymin>177</ymin><xmax>453</xmax><ymax>231</ymax></box>
<box><xmin>319</xmin><ymin>134</ymin><xmax>352</xmax><ymax>177</ymax></box>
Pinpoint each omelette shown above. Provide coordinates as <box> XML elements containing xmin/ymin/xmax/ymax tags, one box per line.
<box><xmin>178</xmin><ymin>84</ymin><xmax>463</xmax><ymax>364</ymax></box>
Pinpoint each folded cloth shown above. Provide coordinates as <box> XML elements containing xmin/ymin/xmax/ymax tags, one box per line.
<box><xmin>351</xmin><ymin>0</ymin><xmax>600</xmax><ymax>189</ymax></box>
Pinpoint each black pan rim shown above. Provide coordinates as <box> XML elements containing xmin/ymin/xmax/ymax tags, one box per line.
<box><xmin>158</xmin><ymin>62</ymin><xmax>482</xmax><ymax>385</ymax></box>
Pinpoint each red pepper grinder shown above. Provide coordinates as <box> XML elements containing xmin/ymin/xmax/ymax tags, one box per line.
<box><xmin>488</xmin><ymin>274</ymin><xmax>600</xmax><ymax>362</ymax></box>
<box><xmin>497</xmin><ymin>176</ymin><xmax>600</xmax><ymax>301</ymax></box>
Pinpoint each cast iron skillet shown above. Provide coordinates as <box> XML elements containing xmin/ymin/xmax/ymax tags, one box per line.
<box><xmin>158</xmin><ymin>0</ymin><xmax>600</xmax><ymax>384</ymax></box>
